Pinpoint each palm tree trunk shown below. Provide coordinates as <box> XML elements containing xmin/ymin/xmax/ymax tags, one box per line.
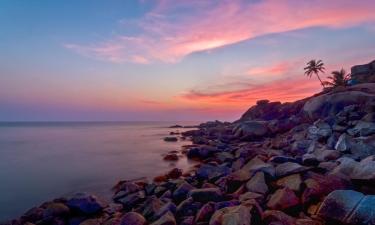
<box><xmin>315</xmin><ymin>73</ymin><xmax>325</xmax><ymax>88</ymax></box>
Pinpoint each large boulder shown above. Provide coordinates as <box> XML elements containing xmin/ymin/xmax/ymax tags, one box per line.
<box><xmin>196</xmin><ymin>164</ymin><xmax>231</xmax><ymax>181</ymax></box>
<box><xmin>303</xmin><ymin>84</ymin><xmax>375</xmax><ymax>120</ymax></box>
<box><xmin>266</xmin><ymin>188</ymin><xmax>300</xmax><ymax>210</ymax></box>
<box><xmin>351</xmin><ymin>60</ymin><xmax>375</xmax><ymax>84</ymax></box>
<box><xmin>246</xmin><ymin>172</ymin><xmax>268</xmax><ymax>194</ymax></box>
<box><xmin>233</xmin><ymin>121</ymin><xmax>269</xmax><ymax>140</ymax></box>
<box><xmin>66</xmin><ymin>193</ymin><xmax>106</xmax><ymax>215</ymax></box>
<box><xmin>189</xmin><ymin>188</ymin><xmax>223</xmax><ymax>203</ymax></box>
<box><xmin>317</xmin><ymin>190</ymin><xmax>375</xmax><ymax>225</ymax></box>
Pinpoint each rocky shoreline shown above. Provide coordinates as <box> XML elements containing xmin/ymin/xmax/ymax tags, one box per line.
<box><xmin>3</xmin><ymin>82</ymin><xmax>375</xmax><ymax>225</ymax></box>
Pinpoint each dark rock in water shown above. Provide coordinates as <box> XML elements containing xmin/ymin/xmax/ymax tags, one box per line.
<box><xmin>189</xmin><ymin>188</ymin><xmax>223</xmax><ymax>203</ymax></box>
<box><xmin>173</xmin><ymin>182</ymin><xmax>195</xmax><ymax>203</ymax></box>
<box><xmin>42</xmin><ymin>202</ymin><xmax>70</xmax><ymax>220</ymax></box>
<box><xmin>275</xmin><ymin>162</ymin><xmax>309</xmax><ymax>177</ymax></box>
<box><xmin>196</xmin><ymin>164</ymin><xmax>231</xmax><ymax>181</ymax></box>
<box><xmin>266</xmin><ymin>187</ymin><xmax>299</xmax><ymax>210</ymax></box>
<box><xmin>209</xmin><ymin>205</ymin><xmax>252</xmax><ymax>225</ymax></box>
<box><xmin>317</xmin><ymin>190</ymin><xmax>375</xmax><ymax>225</ymax></box>
<box><xmin>163</xmin><ymin>154</ymin><xmax>179</xmax><ymax>161</ymax></box>
<box><xmin>120</xmin><ymin>212</ymin><xmax>146</xmax><ymax>225</ymax></box>
<box><xmin>66</xmin><ymin>193</ymin><xmax>106</xmax><ymax>215</ymax></box>
<box><xmin>187</xmin><ymin>146</ymin><xmax>219</xmax><ymax>159</ymax></box>
<box><xmin>169</xmin><ymin>125</ymin><xmax>183</xmax><ymax>128</ymax></box>
<box><xmin>164</xmin><ymin>137</ymin><xmax>178</xmax><ymax>142</ymax></box>
<box><xmin>166</xmin><ymin>168</ymin><xmax>182</xmax><ymax>179</ymax></box>
<box><xmin>116</xmin><ymin>191</ymin><xmax>145</xmax><ymax>210</ymax></box>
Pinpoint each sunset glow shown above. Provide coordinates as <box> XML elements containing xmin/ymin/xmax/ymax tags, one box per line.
<box><xmin>1</xmin><ymin>0</ymin><xmax>375</xmax><ymax>121</ymax></box>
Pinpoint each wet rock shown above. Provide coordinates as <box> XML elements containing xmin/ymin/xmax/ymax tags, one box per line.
<box><xmin>196</xmin><ymin>164</ymin><xmax>231</xmax><ymax>181</ymax></box>
<box><xmin>275</xmin><ymin>174</ymin><xmax>302</xmax><ymax>192</ymax></box>
<box><xmin>317</xmin><ymin>190</ymin><xmax>375</xmax><ymax>225</ymax></box>
<box><xmin>67</xmin><ymin>193</ymin><xmax>106</xmax><ymax>215</ymax></box>
<box><xmin>209</xmin><ymin>205</ymin><xmax>252</xmax><ymax>225</ymax></box>
<box><xmin>275</xmin><ymin>162</ymin><xmax>309</xmax><ymax>177</ymax></box>
<box><xmin>267</xmin><ymin>187</ymin><xmax>299</xmax><ymax>210</ymax></box>
<box><xmin>120</xmin><ymin>212</ymin><xmax>146</xmax><ymax>225</ymax></box>
<box><xmin>189</xmin><ymin>188</ymin><xmax>223</xmax><ymax>203</ymax></box>
<box><xmin>116</xmin><ymin>191</ymin><xmax>145</xmax><ymax>210</ymax></box>
<box><xmin>42</xmin><ymin>202</ymin><xmax>70</xmax><ymax>220</ymax></box>
<box><xmin>163</xmin><ymin>154</ymin><xmax>179</xmax><ymax>161</ymax></box>
<box><xmin>164</xmin><ymin>137</ymin><xmax>178</xmax><ymax>142</ymax></box>
<box><xmin>246</xmin><ymin>172</ymin><xmax>268</xmax><ymax>194</ymax></box>
<box><xmin>187</xmin><ymin>146</ymin><xmax>219</xmax><ymax>159</ymax></box>
<box><xmin>166</xmin><ymin>168</ymin><xmax>182</xmax><ymax>179</ymax></box>
<box><xmin>173</xmin><ymin>182</ymin><xmax>195</xmax><ymax>203</ymax></box>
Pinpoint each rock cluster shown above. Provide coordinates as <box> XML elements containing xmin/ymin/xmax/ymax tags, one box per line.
<box><xmin>6</xmin><ymin>82</ymin><xmax>375</xmax><ymax>225</ymax></box>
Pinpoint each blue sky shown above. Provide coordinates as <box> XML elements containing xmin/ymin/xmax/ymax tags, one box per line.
<box><xmin>1</xmin><ymin>0</ymin><xmax>375</xmax><ymax>121</ymax></box>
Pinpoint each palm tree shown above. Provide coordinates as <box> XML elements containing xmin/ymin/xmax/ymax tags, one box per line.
<box><xmin>323</xmin><ymin>68</ymin><xmax>350</xmax><ymax>87</ymax></box>
<box><xmin>304</xmin><ymin>59</ymin><xmax>326</xmax><ymax>87</ymax></box>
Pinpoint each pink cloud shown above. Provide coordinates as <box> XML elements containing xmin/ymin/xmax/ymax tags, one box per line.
<box><xmin>180</xmin><ymin>77</ymin><xmax>321</xmax><ymax>108</ymax></box>
<box><xmin>65</xmin><ymin>0</ymin><xmax>375</xmax><ymax>63</ymax></box>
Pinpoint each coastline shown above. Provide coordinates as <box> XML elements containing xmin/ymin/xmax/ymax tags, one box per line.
<box><xmin>4</xmin><ymin>83</ymin><xmax>375</xmax><ymax>225</ymax></box>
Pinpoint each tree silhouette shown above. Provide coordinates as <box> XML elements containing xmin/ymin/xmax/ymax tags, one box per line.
<box><xmin>304</xmin><ymin>59</ymin><xmax>326</xmax><ymax>87</ymax></box>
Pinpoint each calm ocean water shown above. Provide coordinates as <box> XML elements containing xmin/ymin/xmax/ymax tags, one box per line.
<box><xmin>0</xmin><ymin>121</ymin><xmax>198</xmax><ymax>221</ymax></box>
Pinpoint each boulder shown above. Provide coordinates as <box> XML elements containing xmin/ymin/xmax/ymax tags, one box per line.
<box><xmin>303</xmin><ymin>85</ymin><xmax>375</xmax><ymax>120</ymax></box>
<box><xmin>116</xmin><ymin>191</ymin><xmax>145</xmax><ymax>210</ymax></box>
<box><xmin>42</xmin><ymin>202</ymin><xmax>70</xmax><ymax>220</ymax></box>
<box><xmin>196</xmin><ymin>164</ymin><xmax>231</xmax><ymax>181</ymax></box>
<box><xmin>209</xmin><ymin>205</ymin><xmax>252</xmax><ymax>225</ymax></box>
<box><xmin>189</xmin><ymin>188</ymin><xmax>223</xmax><ymax>203</ymax></box>
<box><xmin>164</xmin><ymin>137</ymin><xmax>178</xmax><ymax>142</ymax></box>
<box><xmin>317</xmin><ymin>190</ymin><xmax>375</xmax><ymax>225</ymax></box>
<box><xmin>120</xmin><ymin>212</ymin><xmax>146</xmax><ymax>225</ymax></box>
<box><xmin>66</xmin><ymin>193</ymin><xmax>106</xmax><ymax>215</ymax></box>
<box><xmin>350</xmin><ymin>156</ymin><xmax>375</xmax><ymax>181</ymax></box>
<box><xmin>302</xmin><ymin>173</ymin><xmax>351</xmax><ymax>204</ymax></box>
<box><xmin>187</xmin><ymin>146</ymin><xmax>219</xmax><ymax>159</ymax></box>
<box><xmin>242</xmin><ymin>156</ymin><xmax>275</xmax><ymax>177</ymax></box>
<box><xmin>275</xmin><ymin>162</ymin><xmax>309</xmax><ymax>177</ymax></box>
<box><xmin>173</xmin><ymin>182</ymin><xmax>195</xmax><ymax>203</ymax></box>
<box><xmin>275</xmin><ymin>174</ymin><xmax>302</xmax><ymax>192</ymax></box>
<box><xmin>351</xmin><ymin>60</ymin><xmax>375</xmax><ymax>83</ymax></box>
<box><xmin>266</xmin><ymin>188</ymin><xmax>300</xmax><ymax>210</ymax></box>
<box><xmin>245</xmin><ymin>172</ymin><xmax>268</xmax><ymax>195</ymax></box>
<box><xmin>233</xmin><ymin>121</ymin><xmax>269</xmax><ymax>140</ymax></box>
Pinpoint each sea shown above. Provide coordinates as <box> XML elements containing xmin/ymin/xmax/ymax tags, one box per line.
<box><xmin>0</xmin><ymin>121</ymin><xmax>199</xmax><ymax>221</ymax></box>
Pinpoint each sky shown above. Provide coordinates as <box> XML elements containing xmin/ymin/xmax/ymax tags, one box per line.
<box><xmin>1</xmin><ymin>0</ymin><xmax>375</xmax><ymax>122</ymax></box>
